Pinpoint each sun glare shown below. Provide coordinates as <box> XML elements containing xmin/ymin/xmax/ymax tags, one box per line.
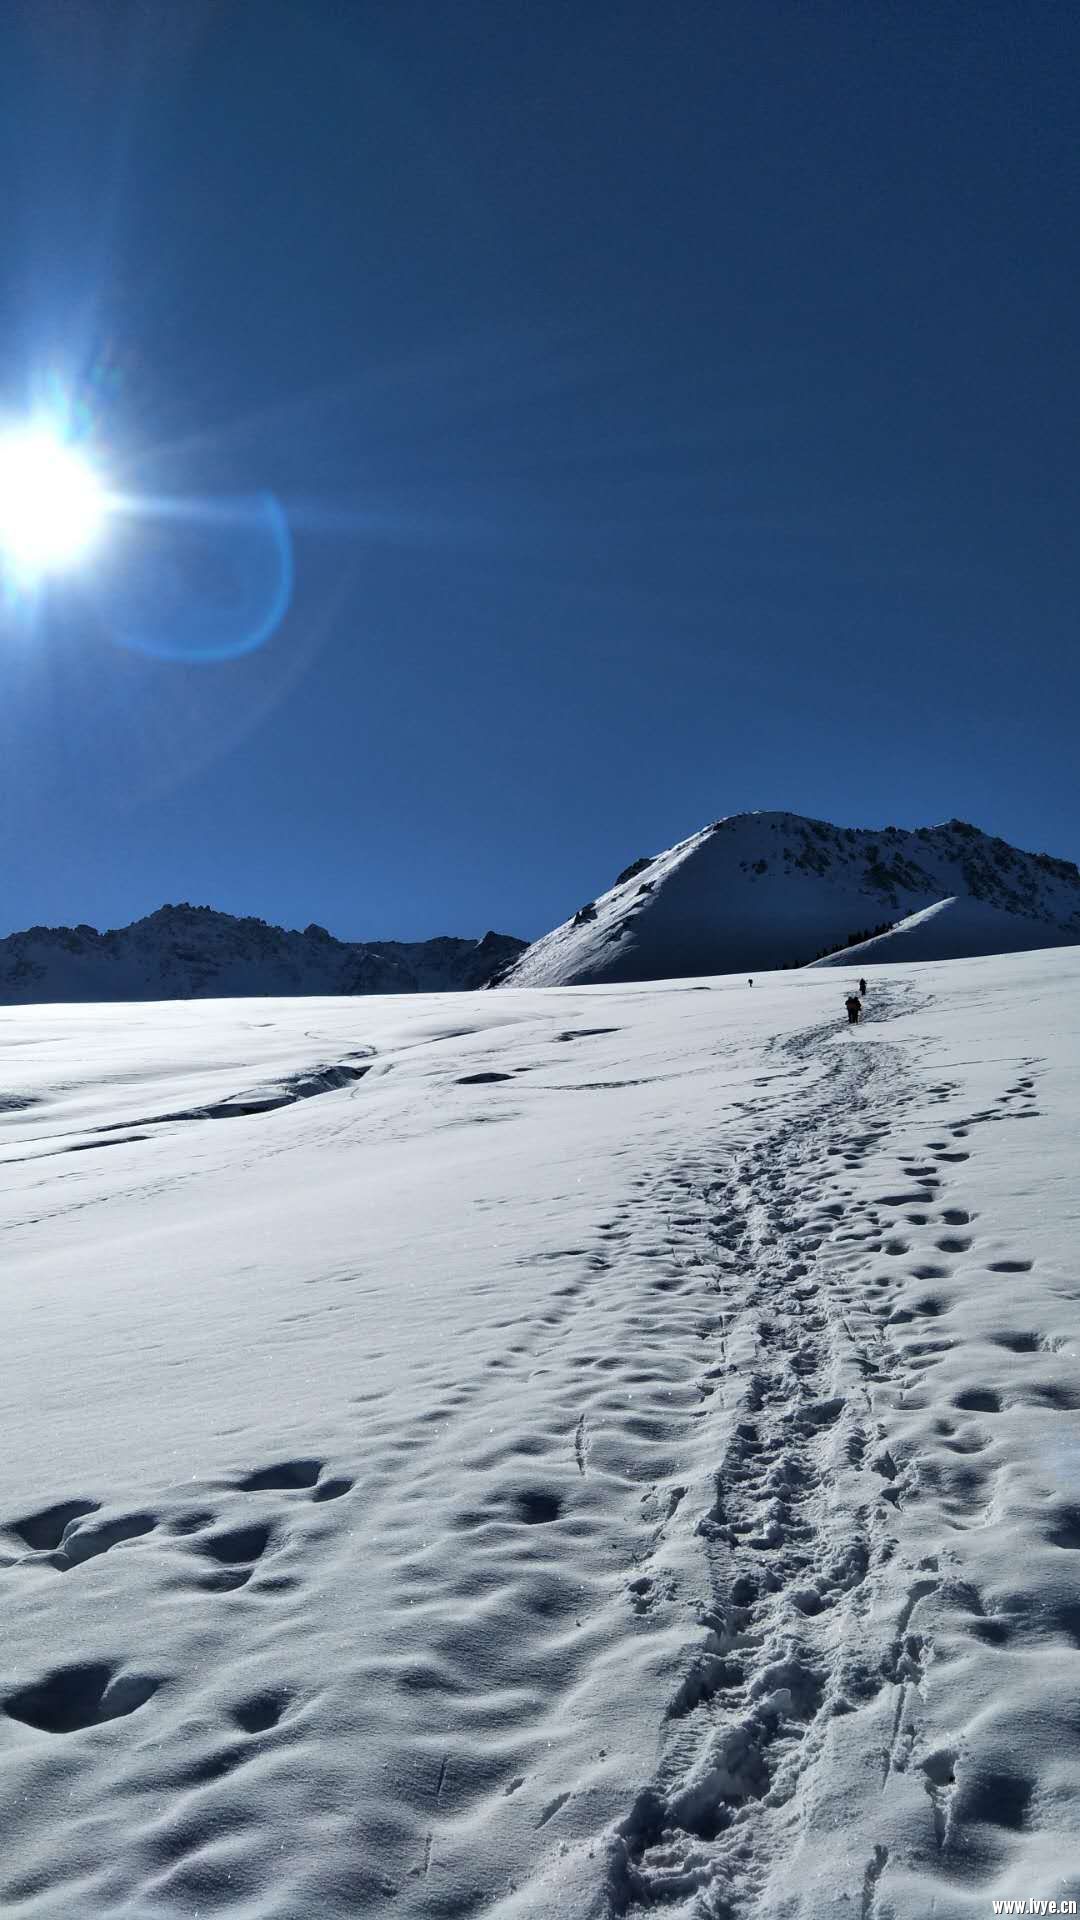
<box><xmin>0</xmin><ymin>425</ymin><xmax>108</xmax><ymax>584</ymax></box>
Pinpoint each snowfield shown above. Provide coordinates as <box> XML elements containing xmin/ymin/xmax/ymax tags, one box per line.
<box><xmin>2</xmin><ymin>949</ymin><xmax>1079</xmax><ymax>1918</ymax></box>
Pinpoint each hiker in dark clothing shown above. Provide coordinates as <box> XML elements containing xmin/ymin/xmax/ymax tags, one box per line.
<box><xmin>859</xmin><ymin>977</ymin><xmax>867</xmax><ymax>996</ymax></box>
<box><xmin>845</xmin><ymin>995</ymin><xmax>862</xmax><ymax>1025</ymax></box>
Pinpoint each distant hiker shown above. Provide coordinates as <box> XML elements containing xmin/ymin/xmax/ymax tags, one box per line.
<box><xmin>748</xmin><ymin>978</ymin><xmax>753</xmax><ymax>987</ymax></box>
<box><xmin>845</xmin><ymin>995</ymin><xmax>862</xmax><ymax>1025</ymax></box>
<box><xmin>858</xmin><ymin>976</ymin><xmax>867</xmax><ymax>995</ymax></box>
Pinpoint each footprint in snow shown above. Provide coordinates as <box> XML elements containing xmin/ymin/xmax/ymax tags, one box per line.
<box><xmin>4</xmin><ymin>1661</ymin><xmax>163</xmax><ymax>1734</ymax></box>
<box><xmin>53</xmin><ymin>1510</ymin><xmax>158</xmax><ymax>1570</ymax></box>
<box><xmin>238</xmin><ymin>1457</ymin><xmax>353</xmax><ymax>1502</ymax></box>
<box><xmin>953</xmin><ymin>1388</ymin><xmax>1003</xmax><ymax>1414</ymax></box>
<box><xmin>5</xmin><ymin>1498</ymin><xmax>99</xmax><ymax>1553</ymax></box>
<box><xmin>988</xmin><ymin>1330</ymin><xmax>1041</xmax><ymax>1353</ymax></box>
<box><xmin>230</xmin><ymin>1689</ymin><xmax>290</xmax><ymax>1734</ymax></box>
<box><xmin>192</xmin><ymin>1521</ymin><xmax>276</xmax><ymax>1591</ymax></box>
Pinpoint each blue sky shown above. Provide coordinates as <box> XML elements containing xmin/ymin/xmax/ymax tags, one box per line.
<box><xmin>1</xmin><ymin>1</ymin><xmax>1078</xmax><ymax>942</ymax></box>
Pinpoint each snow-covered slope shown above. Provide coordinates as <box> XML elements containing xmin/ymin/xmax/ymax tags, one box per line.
<box><xmin>807</xmin><ymin>893</ymin><xmax>1080</xmax><ymax>967</ymax></box>
<box><xmin>3</xmin><ymin>955</ymin><xmax>1080</xmax><ymax>1917</ymax></box>
<box><xmin>497</xmin><ymin>812</ymin><xmax>1080</xmax><ymax>985</ymax></box>
<box><xmin>0</xmin><ymin>904</ymin><xmax>524</xmax><ymax>1005</ymax></box>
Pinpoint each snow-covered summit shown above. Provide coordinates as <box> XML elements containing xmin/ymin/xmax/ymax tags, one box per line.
<box><xmin>497</xmin><ymin>811</ymin><xmax>1080</xmax><ymax>986</ymax></box>
<box><xmin>0</xmin><ymin>904</ymin><xmax>525</xmax><ymax>1006</ymax></box>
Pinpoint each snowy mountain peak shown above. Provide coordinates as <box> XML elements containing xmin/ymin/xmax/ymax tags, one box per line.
<box><xmin>0</xmin><ymin>907</ymin><xmax>526</xmax><ymax>1006</ymax></box>
<box><xmin>498</xmin><ymin>812</ymin><xmax>1080</xmax><ymax>986</ymax></box>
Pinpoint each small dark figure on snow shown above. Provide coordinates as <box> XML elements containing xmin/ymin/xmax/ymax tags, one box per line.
<box><xmin>845</xmin><ymin>995</ymin><xmax>862</xmax><ymax>1025</ymax></box>
<box><xmin>859</xmin><ymin>977</ymin><xmax>867</xmax><ymax>995</ymax></box>
<box><xmin>748</xmin><ymin>978</ymin><xmax>753</xmax><ymax>987</ymax></box>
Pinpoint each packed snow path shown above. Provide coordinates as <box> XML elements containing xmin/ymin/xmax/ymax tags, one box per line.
<box><xmin>1</xmin><ymin>955</ymin><xmax>1078</xmax><ymax>1917</ymax></box>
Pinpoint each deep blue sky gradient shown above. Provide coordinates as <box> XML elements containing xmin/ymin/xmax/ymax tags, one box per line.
<box><xmin>2</xmin><ymin>1</ymin><xmax>1078</xmax><ymax>941</ymax></box>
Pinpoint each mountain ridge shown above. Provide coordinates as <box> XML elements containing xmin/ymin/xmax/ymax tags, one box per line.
<box><xmin>5</xmin><ymin>812</ymin><xmax>1079</xmax><ymax>1005</ymax></box>
<box><xmin>495</xmin><ymin>811</ymin><xmax>1080</xmax><ymax>986</ymax></box>
<box><xmin>0</xmin><ymin>903</ymin><xmax>526</xmax><ymax>1006</ymax></box>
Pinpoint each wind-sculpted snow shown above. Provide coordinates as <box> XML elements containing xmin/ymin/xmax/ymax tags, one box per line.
<box><xmin>1</xmin><ymin>954</ymin><xmax>1079</xmax><ymax>1916</ymax></box>
<box><xmin>499</xmin><ymin>811</ymin><xmax>1080</xmax><ymax>985</ymax></box>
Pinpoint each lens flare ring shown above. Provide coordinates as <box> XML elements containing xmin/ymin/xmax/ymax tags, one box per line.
<box><xmin>97</xmin><ymin>491</ymin><xmax>294</xmax><ymax>663</ymax></box>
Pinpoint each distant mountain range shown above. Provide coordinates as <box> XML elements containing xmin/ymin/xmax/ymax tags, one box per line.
<box><xmin>0</xmin><ymin>905</ymin><xmax>525</xmax><ymax>1005</ymax></box>
<box><xmin>494</xmin><ymin>812</ymin><xmax>1080</xmax><ymax>986</ymax></box>
<box><xmin>4</xmin><ymin>814</ymin><xmax>1077</xmax><ymax>1006</ymax></box>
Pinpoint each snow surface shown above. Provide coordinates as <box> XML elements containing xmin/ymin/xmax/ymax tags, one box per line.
<box><xmin>2</xmin><ymin>951</ymin><xmax>1080</xmax><ymax>1917</ymax></box>
<box><xmin>499</xmin><ymin>812</ymin><xmax>1080</xmax><ymax>986</ymax></box>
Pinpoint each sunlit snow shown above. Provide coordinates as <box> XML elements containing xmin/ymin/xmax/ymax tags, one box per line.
<box><xmin>2</xmin><ymin>951</ymin><xmax>1079</xmax><ymax>1916</ymax></box>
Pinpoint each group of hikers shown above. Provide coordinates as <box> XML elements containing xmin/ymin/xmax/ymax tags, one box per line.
<box><xmin>846</xmin><ymin>977</ymin><xmax>868</xmax><ymax>1024</ymax></box>
<box><xmin>745</xmin><ymin>974</ymin><xmax>869</xmax><ymax>1024</ymax></box>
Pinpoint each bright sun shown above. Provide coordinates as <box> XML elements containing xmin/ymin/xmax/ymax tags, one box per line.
<box><xmin>0</xmin><ymin>425</ymin><xmax>108</xmax><ymax>584</ymax></box>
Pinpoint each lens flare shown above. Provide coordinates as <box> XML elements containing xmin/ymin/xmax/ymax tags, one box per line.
<box><xmin>97</xmin><ymin>492</ymin><xmax>294</xmax><ymax>662</ymax></box>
